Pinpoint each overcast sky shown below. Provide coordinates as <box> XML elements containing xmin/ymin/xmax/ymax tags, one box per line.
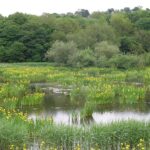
<box><xmin>0</xmin><ymin>0</ymin><xmax>149</xmax><ymax>16</ymax></box>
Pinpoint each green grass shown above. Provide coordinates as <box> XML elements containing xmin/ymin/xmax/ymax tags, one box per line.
<box><xmin>35</xmin><ymin>120</ymin><xmax>150</xmax><ymax>149</ymax></box>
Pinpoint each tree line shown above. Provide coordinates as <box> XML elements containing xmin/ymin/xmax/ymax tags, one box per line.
<box><xmin>0</xmin><ymin>7</ymin><xmax>150</xmax><ymax>68</ymax></box>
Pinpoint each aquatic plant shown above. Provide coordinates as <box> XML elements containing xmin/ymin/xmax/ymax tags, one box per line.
<box><xmin>0</xmin><ymin>63</ymin><xmax>150</xmax><ymax>149</ymax></box>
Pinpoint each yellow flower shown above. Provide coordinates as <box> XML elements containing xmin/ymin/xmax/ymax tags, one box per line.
<box><xmin>9</xmin><ymin>144</ymin><xmax>15</xmax><ymax>150</ymax></box>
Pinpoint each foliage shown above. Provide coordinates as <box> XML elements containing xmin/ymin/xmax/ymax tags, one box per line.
<box><xmin>94</xmin><ymin>41</ymin><xmax>119</xmax><ymax>59</ymax></box>
<box><xmin>75</xmin><ymin>9</ymin><xmax>90</xmax><ymax>17</ymax></box>
<box><xmin>45</xmin><ymin>41</ymin><xmax>78</xmax><ymax>65</ymax></box>
<box><xmin>109</xmin><ymin>54</ymin><xmax>144</xmax><ymax>69</ymax></box>
<box><xmin>0</xmin><ymin>8</ymin><xmax>150</xmax><ymax>65</ymax></box>
<box><xmin>68</xmin><ymin>48</ymin><xmax>95</xmax><ymax>67</ymax></box>
<box><xmin>119</xmin><ymin>36</ymin><xmax>144</xmax><ymax>54</ymax></box>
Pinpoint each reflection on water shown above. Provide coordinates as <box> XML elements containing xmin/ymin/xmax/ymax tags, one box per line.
<box><xmin>28</xmin><ymin>110</ymin><xmax>81</xmax><ymax>125</ymax></box>
<box><xmin>93</xmin><ymin>111</ymin><xmax>150</xmax><ymax>123</ymax></box>
<box><xmin>24</xmin><ymin>84</ymin><xmax>150</xmax><ymax>125</ymax></box>
<box><xmin>28</xmin><ymin>110</ymin><xmax>150</xmax><ymax>125</ymax></box>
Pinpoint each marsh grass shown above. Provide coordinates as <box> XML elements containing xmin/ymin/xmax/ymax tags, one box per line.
<box><xmin>0</xmin><ymin>63</ymin><xmax>150</xmax><ymax>149</ymax></box>
<box><xmin>35</xmin><ymin>120</ymin><xmax>150</xmax><ymax>150</ymax></box>
<box><xmin>0</xmin><ymin>114</ymin><xmax>30</xmax><ymax>149</ymax></box>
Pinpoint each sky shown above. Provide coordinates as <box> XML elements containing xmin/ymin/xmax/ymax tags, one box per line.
<box><xmin>0</xmin><ymin>0</ymin><xmax>149</xmax><ymax>16</ymax></box>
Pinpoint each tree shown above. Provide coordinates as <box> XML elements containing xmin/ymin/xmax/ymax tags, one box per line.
<box><xmin>132</xmin><ymin>6</ymin><xmax>142</xmax><ymax>11</ymax></box>
<box><xmin>0</xmin><ymin>10</ymin><xmax>149</xmax><ymax>65</ymax></box>
<box><xmin>123</xmin><ymin>7</ymin><xmax>131</xmax><ymax>13</ymax></box>
<box><xmin>0</xmin><ymin>21</ymin><xmax>21</xmax><ymax>47</ymax></box>
<box><xmin>67</xmin><ymin>23</ymin><xmax>117</xmax><ymax>49</ymax></box>
<box><xmin>135</xmin><ymin>30</ymin><xmax>150</xmax><ymax>52</ymax></box>
<box><xmin>68</xmin><ymin>48</ymin><xmax>95</xmax><ymax>67</ymax></box>
<box><xmin>119</xmin><ymin>36</ymin><xmax>144</xmax><ymax>54</ymax></box>
<box><xmin>0</xmin><ymin>14</ymin><xmax>4</xmax><ymax>19</ymax></box>
<box><xmin>127</xmin><ymin>9</ymin><xmax>150</xmax><ymax>23</ymax></box>
<box><xmin>8</xmin><ymin>12</ymin><xmax>28</xmax><ymax>25</ymax></box>
<box><xmin>90</xmin><ymin>11</ymin><xmax>108</xmax><ymax>22</ymax></box>
<box><xmin>110</xmin><ymin>54</ymin><xmax>142</xmax><ymax>69</ymax></box>
<box><xmin>7</xmin><ymin>42</ymin><xmax>26</xmax><ymax>62</ymax></box>
<box><xmin>20</xmin><ymin>22</ymin><xmax>52</xmax><ymax>61</ymax></box>
<box><xmin>135</xmin><ymin>18</ymin><xmax>150</xmax><ymax>30</ymax></box>
<box><xmin>107</xmin><ymin>8</ymin><xmax>114</xmax><ymax>14</ymax></box>
<box><xmin>94</xmin><ymin>41</ymin><xmax>119</xmax><ymax>59</ymax></box>
<box><xmin>110</xmin><ymin>13</ymin><xmax>134</xmax><ymax>36</ymax></box>
<box><xmin>0</xmin><ymin>46</ymin><xmax>6</xmax><ymax>62</ymax></box>
<box><xmin>45</xmin><ymin>41</ymin><xmax>78</xmax><ymax>65</ymax></box>
<box><xmin>75</xmin><ymin>9</ymin><xmax>90</xmax><ymax>17</ymax></box>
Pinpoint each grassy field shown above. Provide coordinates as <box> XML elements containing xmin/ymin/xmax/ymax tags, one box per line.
<box><xmin>0</xmin><ymin>63</ymin><xmax>150</xmax><ymax>149</ymax></box>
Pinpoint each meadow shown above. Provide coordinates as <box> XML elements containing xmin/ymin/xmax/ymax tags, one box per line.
<box><xmin>0</xmin><ymin>63</ymin><xmax>150</xmax><ymax>150</ymax></box>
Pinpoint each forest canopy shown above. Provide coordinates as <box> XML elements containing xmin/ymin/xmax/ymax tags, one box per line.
<box><xmin>0</xmin><ymin>7</ymin><xmax>150</xmax><ymax>68</ymax></box>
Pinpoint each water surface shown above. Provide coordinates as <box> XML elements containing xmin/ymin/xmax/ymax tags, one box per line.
<box><xmin>24</xmin><ymin>84</ymin><xmax>150</xmax><ymax>125</ymax></box>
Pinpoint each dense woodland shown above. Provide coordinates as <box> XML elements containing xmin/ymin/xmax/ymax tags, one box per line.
<box><xmin>0</xmin><ymin>7</ymin><xmax>150</xmax><ymax>68</ymax></box>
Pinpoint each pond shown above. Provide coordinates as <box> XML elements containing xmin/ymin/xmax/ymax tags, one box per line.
<box><xmin>21</xmin><ymin>83</ymin><xmax>150</xmax><ymax>125</ymax></box>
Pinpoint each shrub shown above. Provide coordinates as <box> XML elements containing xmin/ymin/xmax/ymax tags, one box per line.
<box><xmin>109</xmin><ymin>54</ymin><xmax>144</xmax><ymax>69</ymax></box>
<box><xmin>94</xmin><ymin>41</ymin><xmax>120</xmax><ymax>59</ymax></box>
<box><xmin>45</xmin><ymin>41</ymin><xmax>78</xmax><ymax>65</ymax></box>
<box><xmin>68</xmin><ymin>48</ymin><xmax>95</xmax><ymax>67</ymax></box>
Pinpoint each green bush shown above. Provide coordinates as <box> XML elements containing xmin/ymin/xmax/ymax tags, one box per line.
<box><xmin>45</xmin><ymin>41</ymin><xmax>78</xmax><ymax>65</ymax></box>
<box><xmin>68</xmin><ymin>48</ymin><xmax>95</xmax><ymax>67</ymax></box>
<box><xmin>109</xmin><ymin>54</ymin><xmax>144</xmax><ymax>69</ymax></box>
<box><xmin>94</xmin><ymin>41</ymin><xmax>120</xmax><ymax>59</ymax></box>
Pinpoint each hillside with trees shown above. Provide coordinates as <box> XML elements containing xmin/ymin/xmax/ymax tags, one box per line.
<box><xmin>0</xmin><ymin>7</ymin><xmax>150</xmax><ymax>68</ymax></box>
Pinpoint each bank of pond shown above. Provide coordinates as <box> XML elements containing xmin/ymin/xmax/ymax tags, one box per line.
<box><xmin>0</xmin><ymin>63</ymin><xmax>150</xmax><ymax>149</ymax></box>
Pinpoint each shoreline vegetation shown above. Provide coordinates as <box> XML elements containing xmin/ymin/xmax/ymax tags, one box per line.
<box><xmin>0</xmin><ymin>63</ymin><xmax>150</xmax><ymax>149</ymax></box>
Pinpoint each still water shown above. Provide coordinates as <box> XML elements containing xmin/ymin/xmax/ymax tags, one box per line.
<box><xmin>24</xmin><ymin>84</ymin><xmax>150</xmax><ymax>125</ymax></box>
